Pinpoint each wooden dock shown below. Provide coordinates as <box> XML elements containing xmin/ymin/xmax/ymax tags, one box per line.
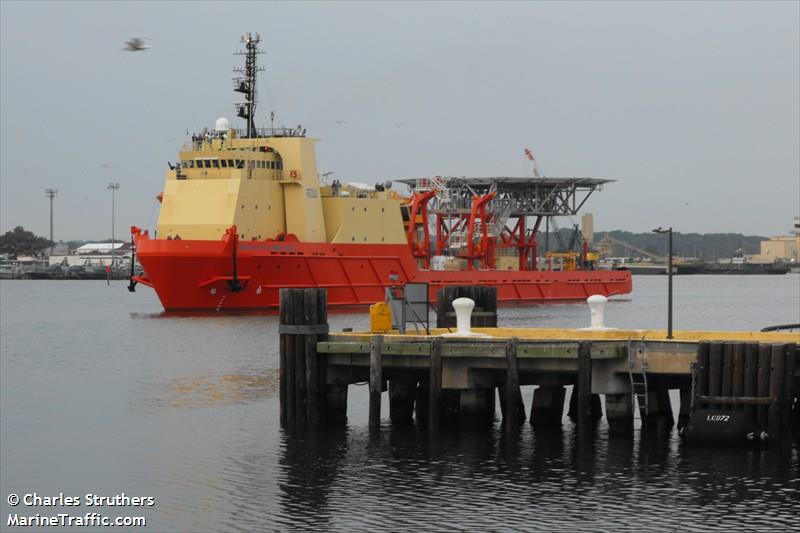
<box><xmin>278</xmin><ymin>288</ymin><xmax>800</xmax><ymax>445</ymax></box>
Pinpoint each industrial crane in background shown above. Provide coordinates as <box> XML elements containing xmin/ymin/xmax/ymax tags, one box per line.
<box><xmin>597</xmin><ymin>233</ymin><xmax>665</xmax><ymax>262</ymax></box>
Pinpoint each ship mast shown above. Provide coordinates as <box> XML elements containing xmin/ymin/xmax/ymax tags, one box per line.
<box><xmin>234</xmin><ymin>32</ymin><xmax>264</xmax><ymax>138</ymax></box>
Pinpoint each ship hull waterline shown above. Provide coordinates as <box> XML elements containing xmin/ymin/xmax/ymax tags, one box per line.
<box><xmin>133</xmin><ymin>236</ymin><xmax>633</xmax><ymax>311</ymax></box>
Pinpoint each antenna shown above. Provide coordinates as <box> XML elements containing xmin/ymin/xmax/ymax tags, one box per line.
<box><xmin>45</xmin><ymin>189</ymin><xmax>58</xmax><ymax>246</ymax></box>
<box><xmin>524</xmin><ymin>148</ymin><xmax>542</xmax><ymax>178</ymax></box>
<box><xmin>233</xmin><ymin>32</ymin><xmax>264</xmax><ymax>138</ymax></box>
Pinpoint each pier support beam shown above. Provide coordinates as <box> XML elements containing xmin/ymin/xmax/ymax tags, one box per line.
<box><xmin>369</xmin><ymin>335</ymin><xmax>383</xmax><ymax>430</ymax></box>
<box><xmin>459</xmin><ymin>389</ymin><xmax>495</xmax><ymax>425</ymax></box>
<box><xmin>677</xmin><ymin>388</ymin><xmax>691</xmax><ymax>429</ymax></box>
<box><xmin>576</xmin><ymin>341</ymin><xmax>593</xmax><ymax>436</ymax></box>
<box><xmin>389</xmin><ymin>380</ymin><xmax>416</xmax><ymax>425</ymax></box>
<box><xmin>605</xmin><ymin>393</ymin><xmax>634</xmax><ymax>433</ymax></box>
<box><xmin>530</xmin><ymin>386</ymin><xmax>566</xmax><ymax>426</ymax></box>
<box><xmin>325</xmin><ymin>385</ymin><xmax>348</xmax><ymax>423</ymax></box>
<box><xmin>640</xmin><ymin>387</ymin><xmax>674</xmax><ymax>427</ymax></box>
<box><xmin>428</xmin><ymin>339</ymin><xmax>443</xmax><ymax>432</ymax></box>
<box><xmin>503</xmin><ymin>338</ymin><xmax>523</xmax><ymax>431</ymax></box>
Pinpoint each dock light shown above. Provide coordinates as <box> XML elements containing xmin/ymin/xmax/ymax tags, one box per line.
<box><xmin>652</xmin><ymin>226</ymin><xmax>673</xmax><ymax>339</ymax></box>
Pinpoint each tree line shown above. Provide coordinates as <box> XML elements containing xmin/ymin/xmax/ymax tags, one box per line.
<box><xmin>0</xmin><ymin>225</ymin><xmax>771</xmax><ymax>261</ymax></box>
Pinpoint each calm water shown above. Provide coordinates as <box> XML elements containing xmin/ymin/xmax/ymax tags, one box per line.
<box><xmin>1</xmin><ymin>275</ymin><xmax>799</xmax><ymax>532</ymax></box>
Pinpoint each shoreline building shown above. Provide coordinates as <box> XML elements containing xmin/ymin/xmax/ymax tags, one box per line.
<box><xmin>753</xmin><ymin>217</ymin><xmax>800</xmax><ymax>264</ymax></box>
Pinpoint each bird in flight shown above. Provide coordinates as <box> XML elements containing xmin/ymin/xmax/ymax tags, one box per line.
<box><xmin>122</xmin><ymin>38</ymin><xmax>151</xmax><ymax>52</ymax></box>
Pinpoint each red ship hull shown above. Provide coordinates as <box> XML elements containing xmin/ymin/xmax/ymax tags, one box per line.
<box><xmin>133</xmin><ymin>233</ymin><xmax>632</xmax><ymax>311</ymax></box>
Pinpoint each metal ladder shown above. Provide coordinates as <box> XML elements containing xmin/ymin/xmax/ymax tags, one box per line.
<box><xmin>627</xmin><ymin>338</ymin><xmax>649</xmax><ymax>416</ymax></box>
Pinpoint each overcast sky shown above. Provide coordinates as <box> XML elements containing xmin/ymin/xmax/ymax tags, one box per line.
<box><xmin>1</xmin><ymin>1</ymin><xmax>798</xmax><ymax>241</ymax></box>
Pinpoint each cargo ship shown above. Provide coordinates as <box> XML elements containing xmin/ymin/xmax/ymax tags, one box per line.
<box><xmin>130</xmin><ymin>33</ymin><xmax>632</xmax><ymax>311</ymax></box>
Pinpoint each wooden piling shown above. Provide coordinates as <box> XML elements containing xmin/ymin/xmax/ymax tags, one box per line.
<box><xmin>695</xmin><ymin>342</ymin><xmax>710</xmax><ymax>406</ymax></box>
<box><xmin>678</xmin><ymin>388</ymin><xmax>691</xmax><ymax>429</ymax></box>
<box><xmin>279</xmin><ymin>289</ymin><xmax>289</xmax><ymax>426</ymax></box>
<box><xmin>389</xmin><ymin>380</ymin><xmax>416</xmax><ymax>425</ymax></box>
<box><xmin>605</xmin><ymin>393</ymin><xmax>634</xmax><ymax>433</ymax></box>
<box><xmin>642</xmin><ymin>387</ymin><xmax>673</xmax><ymax>426</ymax></box>
<box><xmin>781</xmin><ymin>343</ymin><xmax>797</xmax><ymax>439</ymax></box>
<box><xmin>292</xmin><ymin>289</ymin><xmax>307</xmax><ymax>425</ymax></box>
<box><xmin>325</xmin><ymin>385</ymin><xmax>348</xmax><ymax>423</ymax></box>
<box><xmin>304</xmin><ymin>289</ymin><xmax>320</xmax><ymax>424</ymax></box>
<box><xmin>504</xmin><ymin>338</ymin><xmax>522</xmax><ymax>430</ymax></box>
<box><xmin>756</xmin><ymin>343</ymin><xmax>772</xmax><ymax>429</ymax></box>
<box><xmin>721</xmin><ymin>342</ymin><xmax>734</xmax><ymax>399</ymax></box>
<box><xmin>743</xmin><ymin>343</ymin><xmax>759</xmax><ymax>418</ymax></box>
<box><xmin>708</xmin><ymin>342</ymin><xmax>723</xmax><ymax>409</ymax></box>
<box><xmin>369</xmin><ymin>335</ymin><xmax>383</xmax><ymax>429</ymax></box>
<box><xmin>731</xmin><ymin>343</ymin><xmax>745</xmax><ymax>412</ymax></box>
<box><xmin>576</xmin><ymin>341</ymin><xmax>593</xmax><ymax>434</ymax></box>
<box><xmin>459</xmin><ymin>389</ymin><xmax>495</xmax><ymax>425</ymax></box>
<box><xmin>279</xmin><ymin>288</ymin><xmax>329</xmax><ymax>427</ymax></box>
<box><xmin>428</xmin><ymin>338</ymin><xmax>443</xmax><ymax>431</ymax></box>
<box><xmin>415</xmin><ymin>380</ymin><xmax>429</xmax><ymax>425</ymax></box>
<box><xmin>280</xmin><ymin>289</ymin><xmax>297</xmax><ymax>426</ymax></box>
<box><xmin>531</xmin><ymin>386</ymin><xmax>566</xmax><ymax>426</ymax></box>
<box><xmin>767</xmin><ymin>344</ymin><xmax>785</xmax><ymax>438</ymax></box>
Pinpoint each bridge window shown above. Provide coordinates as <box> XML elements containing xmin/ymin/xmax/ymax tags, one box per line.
<box><xmin>228</xmin><ymin>160</ymin><xmax>234</xmax><ymax>167</ymax></box>
<box><xmin>212</xmin><ymin>160</ymin><xmax>219</xmax><ymax>168</ymax></box>
<box><xmin>221</xmin><ymin>160</ymin><xmax>228</xmax><ymax>168</ymax></box>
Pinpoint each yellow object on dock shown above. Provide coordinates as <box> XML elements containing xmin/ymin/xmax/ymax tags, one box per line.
<box><xmin>369</xmin><ymin>302</ymin><xmax>393</xmax><ymax>333</ymax></box>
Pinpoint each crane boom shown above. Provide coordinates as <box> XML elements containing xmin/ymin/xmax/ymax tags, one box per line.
<box><xmin>602</xmin><ymin>233</ymin><xmax>665</xmax><ymax>261</ymax></box>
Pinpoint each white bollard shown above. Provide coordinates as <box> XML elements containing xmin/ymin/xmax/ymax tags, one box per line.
<box><xmin>442</xmin><ymin>297</ymin><xmax>488</xmax><ymax>337</ymax></box>
<box><xmin>580</xmin><ymin>294</ymin><xmax>616</xmax><ymax>331</ymax></box>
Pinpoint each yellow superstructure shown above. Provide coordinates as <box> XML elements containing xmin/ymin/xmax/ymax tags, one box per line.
<box><xmin>156</xmin><ymin>129</ymin><xmax>407</xmax><ymax>244</ymax></box>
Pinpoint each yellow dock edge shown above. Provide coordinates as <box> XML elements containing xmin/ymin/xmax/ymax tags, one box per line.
<box><xmin>336</xmin><ymin>328</ymin><xmax>800</xmax><ymax>344</ymax></box>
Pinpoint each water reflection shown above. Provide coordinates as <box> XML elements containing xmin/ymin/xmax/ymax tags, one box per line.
<box><xmin>275</xmin><ymin>419</ymin><xmax>798</xmax><ymax>531</ymax></box>
<box><xmin>135</xmin><ymin>369</ymin><xmax>279</xmax><ymax>413</ymax></box>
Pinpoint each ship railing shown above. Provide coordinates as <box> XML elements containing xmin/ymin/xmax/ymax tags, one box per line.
<box><xmin>232</xmin><ymin>127</ymin><xmax>306</xmax><ymax>138</ymax></box>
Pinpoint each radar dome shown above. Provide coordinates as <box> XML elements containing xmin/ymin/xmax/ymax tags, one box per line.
<box><xmin>214</xmin><ymin>117</ymin><xmax>230</xmax><ymax>131</ymax></box>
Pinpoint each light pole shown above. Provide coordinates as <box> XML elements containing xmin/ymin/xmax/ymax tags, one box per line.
<box><xmin>653</xmin><ymin>226</ymin><xmax>673</xmax><ymax>339</ymax></box>
<box><xmin>108</xmin><ymin>183</ymin><xmax>120</xmax><ymax>266</ymax></box>
<box><xmin>45</xmin><ymin>189</ymin><xmax>57</xmax><ymax>252</ymax></box>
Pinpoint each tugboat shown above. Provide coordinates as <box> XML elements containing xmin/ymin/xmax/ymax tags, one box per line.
<box><xmin>131</xmin><ymin>33</ymin><xmax>632</xmax><ymax>311</ymax></box>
